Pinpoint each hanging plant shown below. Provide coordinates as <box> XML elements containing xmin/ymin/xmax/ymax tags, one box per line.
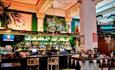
<box><xmin>0</xmin><ymin>0</ymin><xmax>22</xmax><ymax>28</ymax></box>
<box><xmin>53</xmin><ymin>16</ymin><xmax>66</xmax><ymax>32</ymax></box>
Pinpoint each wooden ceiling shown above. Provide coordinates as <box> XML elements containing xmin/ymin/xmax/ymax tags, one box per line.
<box><xmin>52</xmin><ymin>0</ymin><xmax>78</xmax><ymax>11</ymax></box>
<box><xmin>9</xmin><ymin>0</ymin><xmax>80</xmax><ymax>17</ymax></box>
<box><xmin>12</xmin><ymin>0</ymin><xmax>39</xmax><ymax>5</ymax></box>
<box><xmin>9</xmin><ymin>0</ymin><xmax>101</xmax><ymax>17</ymax></box>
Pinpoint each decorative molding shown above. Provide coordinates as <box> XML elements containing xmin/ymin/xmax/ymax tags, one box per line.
<box><xmin>36</xmin><ymin>13</ymin><xmax>45</xmax><ymax>19</ymax></box>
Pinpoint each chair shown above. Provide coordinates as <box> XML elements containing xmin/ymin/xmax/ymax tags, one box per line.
<box><xmin>27</xmin><ymin>58</ymin><xmax>39</xmax><ymax>70</ymax></box>
<box><xmin>99</xmin><ymin>59</ymin><xmax>109</xmax><ymax>70</ymax></box>
<box><xmin>47</xmin><ymin>57</ymin><xmax>59</xmax><ymax>70</ymax></box>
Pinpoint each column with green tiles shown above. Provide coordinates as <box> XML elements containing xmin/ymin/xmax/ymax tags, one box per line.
<box><xmin>32</xmin><ymin>13</ymin><xmax>37</xmax><ymax>31</ymax></box>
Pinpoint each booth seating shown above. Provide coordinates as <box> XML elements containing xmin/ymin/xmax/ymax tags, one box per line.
<box><xmin>47</xmin><ymin>57</ymin><xmax>59</xmax><ymax>70</ymax></box>
<box><xmin>27</xmin><ymin>58</ymin><xmax>39</xmax><ymax>70</ymax></box>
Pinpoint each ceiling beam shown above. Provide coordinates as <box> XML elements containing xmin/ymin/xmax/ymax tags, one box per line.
<box><xmin>36</xmin><ymin>0</ymin><xmax>52</xmax><ymax>13</ymax></box>
<box><xmin>65</xmin><ymin>3</ymin><xmax>80</xmax><ymax>18</ymax></box>
<box><xmin>10</xmin><ymin>1</ymin><xmax>36</xmax><ymax>12</ymax></box>
<box><xmin>46</xmin><ymin>8</ymin><xmax>65</xmax><ymax>17</ymax></box>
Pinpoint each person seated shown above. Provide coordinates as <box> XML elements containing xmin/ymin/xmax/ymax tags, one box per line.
<box><xmin>15</xmin><ymin>51</ymin><xmax>21</xmax><ymax>57</ymax></box>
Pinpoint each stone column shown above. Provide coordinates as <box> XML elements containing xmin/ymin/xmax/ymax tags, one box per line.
<box><xmin>65</xmin><ymin>17</ymin><xmax>72</xmax><ymax>33</ymax></box>
<box><xmin>80</xmin><ymin>0</ymin><xmax>97</xmax><ymax>50</ymax></box>
<box><xmin>36</xmin><ymin>13</ymin><xmax>45</xmax><ymax>32</ymax></box>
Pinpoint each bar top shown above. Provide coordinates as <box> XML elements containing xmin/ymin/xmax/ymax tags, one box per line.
<box><xmin>1</xmin><ymin>53</ymin><xmax>74</xmax><ymax>60</ymax></box>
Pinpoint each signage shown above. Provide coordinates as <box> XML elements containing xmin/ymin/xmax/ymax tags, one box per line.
<box><xmin>98</xmin><ymin>25</ymin><xmax>115</xmax><ymax>30</ymax></box>
<box><xmin>100</xmin><ymin>25</ymin><xmax>113</xmax><ymax>29</ymax></box>
<box><xmin>25</xmin><ymin>35</ymin><xmax>69</xmax><ymax>41</ymax></box>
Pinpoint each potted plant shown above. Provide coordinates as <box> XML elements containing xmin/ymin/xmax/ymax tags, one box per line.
<box><xmin>0</xmin><ymin>0</ymin><xmax>21</xmax><ymax>28</ymax></box>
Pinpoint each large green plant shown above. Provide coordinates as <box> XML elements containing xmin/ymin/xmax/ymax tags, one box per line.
<box><xmin>0</xmin><ymin>0</ymin><xmax>21</xmax><ymax>28</ymax></box>
<box><xmin>53</xmin><ymin>16</ymin><xmax>66</xmax><ymax>31</ymax></box>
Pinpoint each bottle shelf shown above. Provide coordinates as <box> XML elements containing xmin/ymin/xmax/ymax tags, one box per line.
<box><xmin>0</xmin><ymin>29</ymin><xmax>80</xmax><ymax>37</ymax></box>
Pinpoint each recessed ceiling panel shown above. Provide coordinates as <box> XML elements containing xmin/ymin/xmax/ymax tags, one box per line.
<box><xmin>52</xmin><ymin>0</ymin><xmax>78</xmax><ymax>10</ymax></box>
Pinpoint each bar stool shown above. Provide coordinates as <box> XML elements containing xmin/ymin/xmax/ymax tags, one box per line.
<box><xmin>99</xmin><ymin>59</ymin><xmax>109</xmax><ymax>70</ymax></box>
<box><xmin>47</xmin><ymin>57</ymin><xmax>59</xmax><ymax>70</ymax></box>
<box><xmin>27</xmin><ymin>58</ymin><xmax>39</xmax><ymax>70</ymax></box>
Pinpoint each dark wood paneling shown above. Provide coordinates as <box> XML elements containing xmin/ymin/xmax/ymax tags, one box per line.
<box><xmin>98</xmin><ymin>37</ymin><xmax>110</xmax><ymax>56</ymax></box>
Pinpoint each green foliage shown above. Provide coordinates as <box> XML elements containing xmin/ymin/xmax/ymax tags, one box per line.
<box><xmin>53</xmin><ymin>16</ymin><xmax>65</xmax><ymax>24</ymax></box>
<box><xmin>44</xmin><ymin>15</ymin><xmax>66</xmax><ymax>32</ymax></box>
<box><xmin>0</xmin><ymin>0</ymin><xmax>22</xmax><ymax>28</ymax></box>
<box><xmin>69</xmin><ymin>37</ymin><xmax>76</xmax><ymax>47</ymax></box>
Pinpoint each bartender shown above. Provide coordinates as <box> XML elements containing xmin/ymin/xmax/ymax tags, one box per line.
<box><xmin>29</xmin><ymin>45</ymin><xmax>38</xmax><ymax>55</ymax></box>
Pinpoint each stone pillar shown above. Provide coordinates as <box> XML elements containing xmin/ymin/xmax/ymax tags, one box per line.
<box><xmin>80</xmin><ymin>0</ymin><xmax>97</xmax><ymax>50</ymax></box>
<box><xmin>36</xmin><ymin>13</ymin><xmax>45</xmax><ymax>32</ymax></box>
<box><xmin>65</xmin><ymin>17</ymin><xmax>72</xmax><ymax>33</ymax></box>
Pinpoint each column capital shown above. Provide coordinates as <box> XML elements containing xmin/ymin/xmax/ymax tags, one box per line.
<box><xmin>65</xmin><ymin>17</ymin><xmax>72</xmax><ymax>23</ymax></box>
<box><xmin>36</xmin><ymin>13</ymin><xmax>45</xmax><ymax>19</ymax></box>
<box><xmin>36</xmin><ymin>0</ymin><xmax>51</xmax><ymax>13</ymax></box>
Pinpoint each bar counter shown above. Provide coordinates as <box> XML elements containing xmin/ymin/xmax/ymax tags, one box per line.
<box><xmin>0</xmin><ymin>54</ymin><xmax>74</xmax><ymax>70</ymax></box>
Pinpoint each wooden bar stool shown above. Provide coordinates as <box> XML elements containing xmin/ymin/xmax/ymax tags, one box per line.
<box><xmin>47</xmin><ymin>57</ymin><xmax>59</xmax><ymax>70</ymax></box>
<box><xmin>27</xmin><ymin>58</ymin><xmax>39</xmax><ymax>70</ymax></box>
